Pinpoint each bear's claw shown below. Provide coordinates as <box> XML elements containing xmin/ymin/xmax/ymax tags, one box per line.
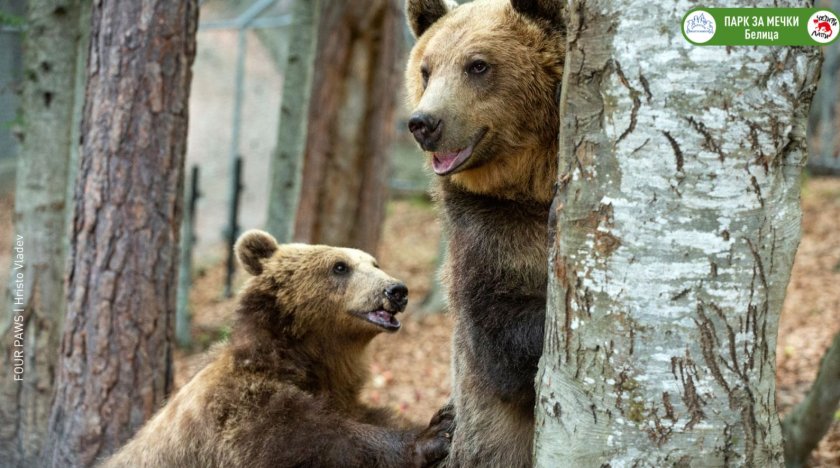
<box><xmin>412</xmin><ymin>403</ymin><xmax>456</xmax><ymax>467</ymax></box>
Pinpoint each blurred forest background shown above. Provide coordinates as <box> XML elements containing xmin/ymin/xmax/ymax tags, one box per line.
<box><xmin>0</xmin><ymin>0</ymin><xmax>838</xmax><ymax>466</ymax></box>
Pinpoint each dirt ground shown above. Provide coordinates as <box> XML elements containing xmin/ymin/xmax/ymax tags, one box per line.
<box><xmin>0</xmin><ymin>177</ymin><xmax>838</xmax><ymax>465</ymax></box>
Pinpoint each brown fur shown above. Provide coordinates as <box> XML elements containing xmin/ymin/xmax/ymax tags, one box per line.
<box><xmin>101</xmin><ymin>230</ymin><xmax>453</xmax><ymax>468</ymax></box>
<box><xmin>405</xmin><ymin>0</ymin><xmax>563</xmax><ymax>203</ymax></box>
<box><xmin>405</xmin><ymin>1</ymin><xmax>565</xmax><ymax>466</ymax></box>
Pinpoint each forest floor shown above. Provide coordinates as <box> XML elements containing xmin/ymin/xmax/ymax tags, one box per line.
<box><xmin>776</xmin><ymin>177</ymin><xmax>840</xmax><ymax>466</ymax></box>
<box><xmin>0</xmin><ymin>177</ymin><xmax>837</xmax><ymax>465</ymax></box>
<box><xmin>174</xmin><ymin>176</ymin><xmax>840</xmax><ymax>466</ymax></box>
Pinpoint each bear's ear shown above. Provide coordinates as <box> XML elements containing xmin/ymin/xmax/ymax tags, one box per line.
<box><xmin>510</xmin><ymin>0</ymin><xmax>564</xmax><ymax>30</ymax></box>
<box><xmin>235</xmin><ymin>230</ymin><xmax>278</xmax><ymax>276</ymax></box>
<box><xmin>406</xmin><ymin>0</ymin><xmax>456</xmax><ymax>38</ymax></box>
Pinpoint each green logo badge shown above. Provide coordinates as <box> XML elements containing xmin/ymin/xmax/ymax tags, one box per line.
<box><xmin>682</xmin><ymin>8</ymin><xmax>839</xmax><ymax>46</ymax></box>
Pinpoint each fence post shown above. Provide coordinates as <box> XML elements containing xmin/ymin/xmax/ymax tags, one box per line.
<box><xmin>176</xmin><ymin>165</ymin><xmax>200</xmax><ymax>347</ymax></box>
<box><xmin>224</xmin><ymin>157</ymin><xmax>243</xmax><ymax>298</ymax></box>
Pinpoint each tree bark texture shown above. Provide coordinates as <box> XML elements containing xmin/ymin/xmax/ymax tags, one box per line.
<box><xmin>266</xmin><ymin>0</ymin><xmax>320</xmax><ymax>243</ymax></box>
<box><xmin>292</xmin><ymin>0</ymin><xmax>402</xmax><ymax>253</ymax></box>
<box><xmin>807</xmin><ymin>0</ymin><xmax>840</xmax><ymax>175</ymax></box>
<box><xmin>782</xmin><ymin>332</ymin><xmax>840</xmax><ymax>467</ymax></box>
<box><xmin>42</xmin><ymin>1</ymin><xmax>197</xmax><ymax>466</ymax></box>
<box><xmin>0</xmin><ymin>1</ymin><xmax>84</xmax><ymax>465</ymax></box>
<box><xmin>0</xmin><ymin>0</ymin><xmax>24</xmax><ymax>166</ymax></box>
<box><xmin>534</xmin><ymin>1</ymin><xmax>822</xmax><ymax>466</ymax></box>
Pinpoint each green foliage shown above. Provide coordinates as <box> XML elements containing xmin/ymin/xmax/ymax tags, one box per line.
<box><xmin>2</xmin><ymin>112</ymin><xmax>23</xmax><ymax>131</ymax></box>
<box><xmin>0</xmin><ymin>10</ymin><xmax>25</xmax><ymax>27</ymax></box>
<box><xmin>218</xmin><ymin>325</ymin><xmax>231</xmax><ymax>342</ymax></box>
<box><xmin>193</xmin><ymin>325</ymin><xmax>232</xmax><ymax>352</ymax></box>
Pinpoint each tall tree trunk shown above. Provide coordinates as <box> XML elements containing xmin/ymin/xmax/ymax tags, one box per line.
<box><xmin>42</xmin><ymin>1</ymin><xmax>197</xmax><ymax>466</ymax></box>
<box><xmin>807</xmin><ymin>0</ymin><xmax>840</xmax><ymax>175</ymax></box>
<box><xmin>0</xmin><ymin>0</ymin><xmax>24</xmax><ymax>170</ymax></box>
<box><xmin>265</xmin><ymin>0</ymin><xmax>320</xmax><ymax>243</ymax></box>
<box><xmin>291</xmin><ymin>0</ymin><xmax>402</xmax><ymax>253</ymax></box>
<box><xmin>0</xmin><ymin>1</ymin><xmax>85</xmax><ymax>465</ymax></box>
<box><xmin>534</xmin><ymin>1</ymin><xmax>821</xmax><ymax>466</ymax></box>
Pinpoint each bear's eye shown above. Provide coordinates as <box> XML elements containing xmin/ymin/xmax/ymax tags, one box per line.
<box><xmin>332</xmin><ymin>261</ymin><xmax>350</xmax><ymax>275</ymax></box>
<box><xmin>467</xmin><ymin>60</ymin><xmax>489</xmax><ymax>75</ymax></box>
<box><xmin>420</xmin><ymin>66</ymin><xmax>430</xmax><ymax>86</ymax></box>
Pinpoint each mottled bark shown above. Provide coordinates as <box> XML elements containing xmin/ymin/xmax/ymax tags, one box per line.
<box><xmin>292</xmin><ymin>0</ymin><xmax>402</xmax><ymax>253</ymax></box>
<box><xmin>807</xmin><ymin>0</ymin><xmax>840</xmax><ymax>175</ymax></box>
<box><xmin>534</xmin><ymin>1</ymin><xmax>822</xmax><ymax>466</ymax></box>
<box><xmin>0</xmin><ymin>1</ymin><xmax>84</xmax><ymax>466</ymax></box>
<box><xmin>266</xmin><ymin>0</ymin><xmax>320</xmax><ymax>243</ymax></box>
<box><xmin>782</xmin><ymin>332</ymin><xmax>840</xmax><ymax>467</ymax></box>
<box><xmin>42</xmin><ymin>1</ymin><xmax>197</xmax><ymax>466</ymax></box>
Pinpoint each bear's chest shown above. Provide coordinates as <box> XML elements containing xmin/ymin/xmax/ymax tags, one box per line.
<box><xmin>440</xmin><ymin>187</ymin><xmax>550</xmax><ymax>295</ymax></box>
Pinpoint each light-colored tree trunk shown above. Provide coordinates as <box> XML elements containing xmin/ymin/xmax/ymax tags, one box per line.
<box><xmin>292</xmin><ymin>0</ymin><xmax>402</xmax><ymax>253</ymax></box>
<box><xmin>0</xmin><ymin>1</ymin><xmax>85</xmax><ymax>465</ymax></box>
<box><xmin>534</xmin><ymin>1</ymin><xmax>822</xmax><ymax>466</ymax></box>
<box><xmin>807</xmin><ymin>0</ymin><xmax>840</xmax><ymax>175</ymax></box>
<box><xmin>0</xmin><ymin>0</ymin><xmax>24</xmax><ymax>172</ymax></box>
<box><xmin>418</xmin><ymin>236</ymin><xmax>448</xmax><ymax>316</ymax></box>
<box><xmin>42</xmin><ymin>0</ymin><xmax>197</xmax><ymax>465</ymax></box>
<box><xmin>265</xmin><ymin>0</ymin><xmax>320</xmax><ymax>243</ymax></box>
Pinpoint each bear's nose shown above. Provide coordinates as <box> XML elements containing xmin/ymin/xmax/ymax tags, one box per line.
<box><xmin>384</xmin><ymin>283</ymin><xmax>408</xmax><ymax>309</ymax></box>
<box><xmin>408</xmin><ymin>112</ymin><xmax>442</xmax><ymax>150</ymax></box>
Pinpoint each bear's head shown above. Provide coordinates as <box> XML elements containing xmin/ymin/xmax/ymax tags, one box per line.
<box><xmin>405</xmin><ymin>0</ymin><xmax>564</xmax><ymax>203</ymax></box>
<box><xmin>234</xmin><ymin>230</ymin><xmax>409</xmax><ymax>341</ymax></box>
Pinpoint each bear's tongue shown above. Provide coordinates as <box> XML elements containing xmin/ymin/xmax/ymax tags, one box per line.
<box><xmin>366</xmin><ymin>309</ymin><xmax>400</xmax><ymax>331</ymax></box>
<box><xmin>432</xmin><ymin>145</ymin><xmax>474</xmax><ymax>175</ymax></box>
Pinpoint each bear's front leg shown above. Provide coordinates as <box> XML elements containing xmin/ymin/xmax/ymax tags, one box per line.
<box><xmin>411</xmin><ymin>402</ymin><xmax>456</xmax><ymax>467</ymax></box>
<box><xmin>354</xmin><ymin>403</ymin><xmax>454</xmax><ymax>467</ymax></box>
<box><xmin>447</xmin><ymin>323</ymin><xmax>539</xmax><ymax>468</ymax></box>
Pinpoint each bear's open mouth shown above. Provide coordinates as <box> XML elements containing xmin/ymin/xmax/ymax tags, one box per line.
<box><xmin>358</xmin><ymin>309</ymin><xmax>401</xmax><ymax>331</ymax></box>
<box><xmin>432</xmin><ymin>128</ymin><xmax>488</xmax><ymax>176</ymax></box>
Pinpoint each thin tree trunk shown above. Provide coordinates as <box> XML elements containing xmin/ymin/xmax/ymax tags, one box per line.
<box><xmin>265</xmin><ymin>0</ymin><xmax>320</xmax><ymax>243</ymax></box>
<box><xmin>0</xmin><ymin>0</ymin><xmax>24</xmax><ymax>167</ymax></box>
<box><xmin>292</xmin><ymin>0</ymin><xmax>401</xmax><ymax>253</ymax></box>
<box><xmin>782</xmin><ymin>332</ymin><xmax>840</xmax><ymax>467</ymax></box>
<box><xmin>42</xmin><ymin>1</ymin><xmax>197</xmax><ymax>466</ymax></box>
<box><xmin>0</xmin><ymin>1</ymin><xmax>84</xmax><ymax>465</ymax></box>
<box><xmin>807</xmin><ymin>0</ymin><xmax>840</xmax><ymax>175</ymax></box>
<box><xmin>418</xmin><ymin>236</ymin><xmax>448</xmax><ymax>316</ymax></box>
<box><xmin>534</xmin><ymin>1</ymin><xmax>822</xmax><ymax>466</ymax></box>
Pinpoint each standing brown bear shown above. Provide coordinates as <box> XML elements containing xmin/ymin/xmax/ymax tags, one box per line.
<box><xmin>102</xmin><ymin>230</ymin><xmax>453</xmax><ymax>468</ymax></box>
<box><xmin>404</xmin><ymin>0</ymin><xmax>564</xmax><ymax>466</ymax></box>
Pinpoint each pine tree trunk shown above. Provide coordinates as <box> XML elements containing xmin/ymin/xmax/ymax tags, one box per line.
<box><xmin>42</xmin><ymin>1</ymin><xmax>197</xmax><ymax>466</ymax></box>
<box><xmin>0</xmin><ymin>1</ymin><xmax>84</xmax><ymax>465</ymax></box>
<box><xmin>534</xmin><ymin>1</ymin><xmax>822</xmax><ymax>466</ymax></box>
<box><xmin>291</xmin><ymin>0</ymin><xmax>402</xmax><ymax>253</ymax></box>
<box><xmin>265</xmin><ymin>0</ymin><xmax>320</xmax><ymax>243</ymax></box>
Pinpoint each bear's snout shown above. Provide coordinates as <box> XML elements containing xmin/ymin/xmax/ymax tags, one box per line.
<box><xmin>408</xmin><ymin>112</ymin><xmax>443</xmax><ymax>150</ymax></box>
<box><xmin>384</xmin><ymin>282</ymin><xmax>408</xmax><ymax>311</ymax></box>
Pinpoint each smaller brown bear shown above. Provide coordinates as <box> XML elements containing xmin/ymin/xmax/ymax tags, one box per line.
<box><xmin>102</xmin><ymin>230</ymin><xmax>453</xmax><ymax>468</ymax></box>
